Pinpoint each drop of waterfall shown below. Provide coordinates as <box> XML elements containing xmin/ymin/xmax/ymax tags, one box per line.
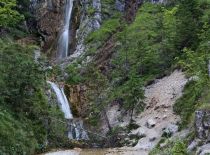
<box><xmin>47</xmin><ymin>81</ymin><xmax>73</xmax><ymax>119</ymax></box>
<box><xmin>57</xmin><ymin>0</ymin><xmax>74</xmax><ymax>59</ymax></box>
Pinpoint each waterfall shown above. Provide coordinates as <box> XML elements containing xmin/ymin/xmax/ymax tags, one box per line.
<box><xmin>57</xmin><ymin>0</ymin><xmax>74</xmax><ymax>59</ymax></box>
<box><xmin>47</xmin><ymin>81</ymin><xmax>73</xmax><ymax>119</ymax></box>
<box><xmin>47</xmin><ymin>81</ymin><xmax>88</xmax><ymax>140</ymax></box>
<box><xmin>47</xmin><ymin>0</ymin><xmax>88</xmax><ymax>140</ymax></box>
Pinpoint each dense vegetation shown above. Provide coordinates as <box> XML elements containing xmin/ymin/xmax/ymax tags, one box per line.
<box><xmin>0</xmin><ymin>40</ymin><xmax>69</xmax><ymax>154</ymax></box>
<box><xmin>0</xmin><ymin>1</ymin><xmax>68</xmax><ymax>154</ymax></box>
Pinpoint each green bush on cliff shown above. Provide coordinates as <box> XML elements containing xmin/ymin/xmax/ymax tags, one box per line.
<box><xmin>86</xmin><ymin>18</ymin><xmax>121</xmax><ymax>52</ymax></box>
<box><xmin>150</xmin><ymin>139</ymin><xmax>188</xmax><ymax>155</ymax></box>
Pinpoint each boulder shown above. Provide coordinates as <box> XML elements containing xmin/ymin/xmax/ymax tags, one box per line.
<box><xmin>149</xmin><ymin>136</ymin><xmax>157</xmax><ymax>142</ymax></box>
<box><xmin>146</xmin><ymin>119</ymin><xmax>156</xmax><ymax>129</ymax></box>
<box><xmin>137</xmin><ymin>128</ymin><xmax>146</xmax><ymax>137</ymax></box>
<box><xmin>187</xmin><ymin>139</ymin><xmax>202</xmax><ymax>153</ymax></box>
<box><xmin>196</xmin><ymin>143</ymin><xmax>210</xmax><ymax>155</ymax></box>
<box><xmin>195</xmin><ymin>110</ymin><xmax>210</xmax><ymax>140</ymax></box>
<box><xmin>162</xmin><ymin>124</ymin><xmax>178</xmax><ymax>137</ymax></box>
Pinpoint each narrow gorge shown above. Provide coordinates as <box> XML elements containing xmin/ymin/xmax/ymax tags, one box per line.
<box><xmin>0</xmin><ymin>0</ymin><xmax>209</xmax><ymax>155</ymax></box>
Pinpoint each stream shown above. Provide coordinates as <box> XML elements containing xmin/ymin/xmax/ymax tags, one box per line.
<box><xmin>43</xmin><ymin>148</ymin><xmax>145</xmax><ymax>155</ymax></box>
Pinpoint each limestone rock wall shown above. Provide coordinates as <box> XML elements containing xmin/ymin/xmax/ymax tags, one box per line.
<box><xmin>67</xmin><ymin>85</ymin><xmax>88</xmax><ymax>117</ymax></box>
<box><xmin>32</xmin><ymin>0</ymin><xmax>65</xmax><ymax>54</ymax></box>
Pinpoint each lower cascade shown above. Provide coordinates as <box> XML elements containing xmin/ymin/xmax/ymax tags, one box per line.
<box><xmin>68</xmin><ymin>119</ymin><xmax>89</xmax><ymax>140</ymax></box>
<box><xmin>47</xmin><ymin>81</ymin><xmax>88</xmax><ymax>140</ymax></box>
<box><xmin>47</xmin><ymin>81</ymin><xmax>73</xmax><ymax>119</ymax></box>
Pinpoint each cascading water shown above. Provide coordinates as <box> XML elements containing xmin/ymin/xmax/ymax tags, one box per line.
<box><xmin>47</xmin><ymin>81</ymin><xmax>88</xmax><ymax>140</ymax></box>
<box><xmin>47</xmin><ymin>0</ymin><xmax>88</xmax><ymax>140</ymax></box>
<box><xmin>47</xmin><ymin>81</ymin><xmax>73</xmax><ymax>119</ymax></box>
<box><xmin>57</xmin><ymin>0</ymin><xmax>74</xmax><ymax>59</ymax></box>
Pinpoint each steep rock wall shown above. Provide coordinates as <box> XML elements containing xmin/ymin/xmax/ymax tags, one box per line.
<box><xmin>32</xmin><ymin>0</ymin><xmax>65</xmax><ymax>54</ymax></box>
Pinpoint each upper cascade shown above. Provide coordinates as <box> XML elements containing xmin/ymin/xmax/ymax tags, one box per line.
<box><xmin>57</xmin><ymin>0</ymin><xmax>74</xmax><ymax>60</ymax></box>
<box><xmin>47</xmin><ymin>81</ymin><xmax>73</xmax><ymax>119</ymax></box>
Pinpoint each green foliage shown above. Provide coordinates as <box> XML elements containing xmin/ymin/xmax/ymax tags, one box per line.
<box><xmin>86</xmin><ymin>18</ymin><xmax>120</xmax><ymax>43</ymax></box>
<box><xmin>16</xmin><ymin>0</ymin><xmax>31</xmax><ymax>18</ymax></box>
<box><xmin>150</xmin><ymin>139</ymin><xmax>187</xmax><ymax>155</ymax></box>
<box><xmin>86</xmin><ymin>18</ymin><xmax>121</xmax><ymax>51</ymax></box>
<box><xmin>110</xmin><ymin>3</ymin><xmax>178</xmax><ymax>113</ymax></box>
<box><xmin>67</xmin><ymin>0</ymin><xmax>210</xmax><ymax>133</ymax></box>
<box><xmin>86</xmin><ymin>66</ymin><xmax>110</xmax><ymax>125</ymax></box>
<box><xmin>0</xmin><ymin>40</ymin><xmax>67</xmax><ymax>154</ymax></box>
<box><xmin>0</xmin><ymin>107</ymin><xmax>37</xmax><ymax>155</ymax></box>
<box><xmin>101</xmin><ymin>0</ymin><xmax>118</xmax><ymax>18</ymax></box>
<box><xmin>175</xmin><ymin>0</ymin><xmax>201</xmax><ymax>50</ymax></box>
<box><xmin>87</xmin><ymin>6</ymin><xmax>95</xmax><ymax>16</ymax></box>
<box><xmin>0</xmin><ymin>0</ymin><xmax>24</xmax><ymax>28</ymax></box>
<box><xmin>174</xmin><ymin>10</ymin><xmax>210</xmax><ymax>127</ymax></box>
<box><xmin>171</xmin><ymin>141</ymin><xmax>188</xmax><ymax>155</ymax></box>
<box><xmin>66</xmin><ymin>63</ymin><xmax>84</xmax><ymax>85</ymax></box>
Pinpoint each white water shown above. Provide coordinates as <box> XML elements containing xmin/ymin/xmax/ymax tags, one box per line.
<box><xmin>47</xmin><ymin>81</ymin><xmax>73</xmax><ymax>119</ymax></box>
<box><xmin>57</xmin><ymin>0</ymin><xmax>74</xmax><ymax>59</ymax></box>
<box><xmin>48</xmin><ymin>0</ymin><xmax>89</xmax><ymax>140</ymax></box>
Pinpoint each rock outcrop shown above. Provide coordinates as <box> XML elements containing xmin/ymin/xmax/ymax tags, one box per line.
<box><xmin>32</xmin><ymin>0</ymin><xmax>65</xmax><ymax>53</ymax></box>
<box><xmin>195</xmin><ymin>110</ymin><xmax>210</xmax><ymax>141</ymax></box>
<box><xmin>67</xmin><ymin>85</ymin><xmax>88</xmax><ymax>117</ymax></box>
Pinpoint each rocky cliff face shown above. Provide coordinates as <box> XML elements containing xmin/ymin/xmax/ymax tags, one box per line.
<box><xmin>67</xmin><ymin>85</ymin><xmax>88</xmax><ymax>117</ymax></box>
<box><xmin>30</xmin><ymin>0</ymin><xmax>165</xmax><ymax>57</ymax></box>
<box><xmin>195</xmin><ymin>110</ymin><xmax>210</xmax><ymax>141</ymax></box>
<box><xmin>32</xmin><ymin>0</ymin><xmax>65</xmax><ymax>54</ymax></box>
<box><xmin>71</xmin><ymin>0</ymin><xmax>102</xmax><ymax>58</ymax></box>
<box><xmin>31</xmin><ymin>0</ymin><xmax>103</xmax><ymax>58</ymax></box>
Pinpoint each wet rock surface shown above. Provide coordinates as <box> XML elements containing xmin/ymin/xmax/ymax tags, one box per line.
<box><xmin>32</xmin><ymin>0</ymin><xmax>65</xmax><ymax>52</ymax></box>
<box><xmin>196</xmin><ymin>143</ymin><xmax>210</xmax><ymax>155</ymax></box>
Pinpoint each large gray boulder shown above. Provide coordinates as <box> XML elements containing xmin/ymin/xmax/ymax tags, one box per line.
<box><xmin>196</xmin><ymin>143</ymin><xmax>210</xmax><ymax>155</ymax></box>
<box><xmin>162</xmin><ymin>123</ymin><xmax>178</xmax><ymax>137</ymax></box>
<box><xmin>195</xmin><ymin>110</ymin><xmax>210</xmax><ymax>141</ymax></box>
